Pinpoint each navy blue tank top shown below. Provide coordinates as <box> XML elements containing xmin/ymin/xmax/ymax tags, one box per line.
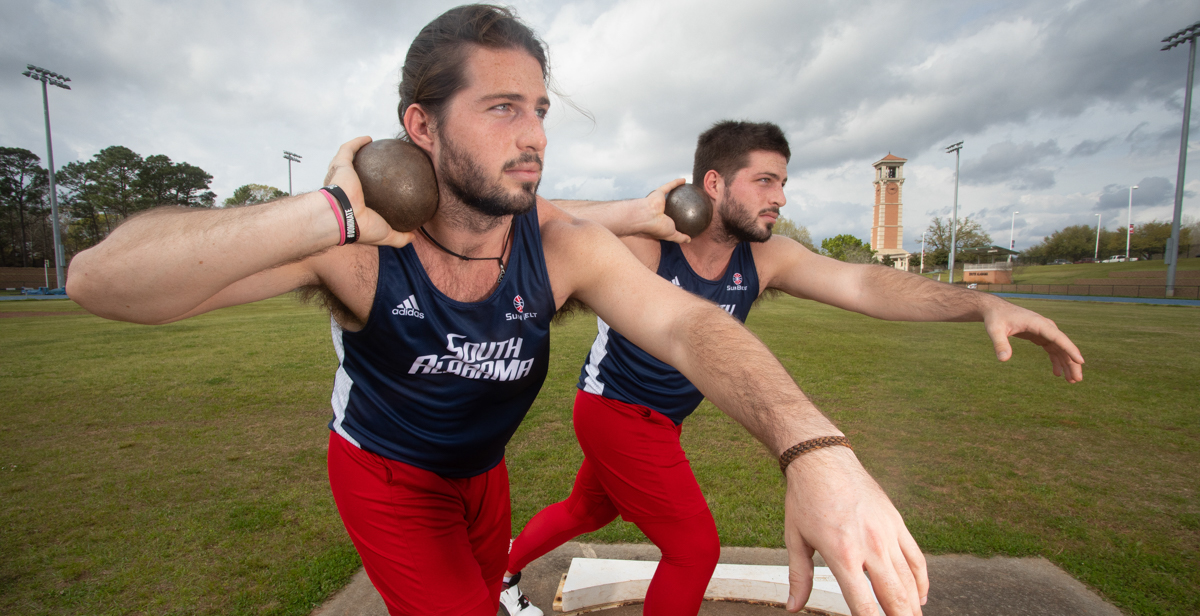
<box><xmin>577</xmin><ymin>240</ymin><xmax>758</xmax><ymax>424</ymax></box>
<box><xmin>329</xmin><ymin>208</ymin><xmax>555</xmax><ymax>478</ymax></box>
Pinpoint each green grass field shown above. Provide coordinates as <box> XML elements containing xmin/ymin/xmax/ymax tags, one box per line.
<box><xmin>1</xmin><ymin>295</ymin><xmax>1197</xmax><ymax>615</ymax></box>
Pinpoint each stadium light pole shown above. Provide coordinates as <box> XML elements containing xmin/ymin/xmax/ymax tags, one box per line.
<box><xmin>920</xmin><ymin>231</ymin><xmax>927</xmax><ymax>274</ymax></box>
<box><xmin>283</xmin><ymin>151</ymin><xmax>302</xmax><ymax>195</ymax></box>
<box><xmin>1094</xmin><ymin>213</ymin><xmax>1102</xmax><ymax>261</ymax></box>
<box><xmin>1162</xmin><ymin>20</ymin><xmax>1199</xmax><ymax>296</ymax></box>
<box><xmin>945</xmin><ymin>141</ymin><xmax>963</xmax><ymax>283</ymax></box>
<box><xmin>1126</xmin><ymin>185</ymin><xmax>1138</xmax><ymax>261</ymax></box>
<box><xmin>22</xmin><ymin>65</ymin><xmax>71</xmax><ymax>290</ymax></box>
<box><xmin>1009</xmin><ymin>211</ymin><xmax>1019</xmax><ymax>263</ymax></box>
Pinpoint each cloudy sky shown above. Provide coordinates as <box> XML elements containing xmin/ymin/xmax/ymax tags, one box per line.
<box><xmin>2</xmin><ymin>0</ymin><xmax>1198</xmax><ymax>251</ymax></box>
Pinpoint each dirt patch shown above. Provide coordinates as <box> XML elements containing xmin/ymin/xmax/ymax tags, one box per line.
<box><xmin>0</xmin><ymin>311</ymin><xmax>78</xmax><ymax>319</ymax></box>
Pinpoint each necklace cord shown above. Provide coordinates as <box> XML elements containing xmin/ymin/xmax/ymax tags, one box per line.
<box><xmin>418</xmin><ymin>218</ymin><xmax>514</xmax><ymax>283</ymax></box>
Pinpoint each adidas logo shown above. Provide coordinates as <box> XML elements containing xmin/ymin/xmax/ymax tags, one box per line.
<box><xmin>391</xmin><ymin>294</ymin><xmax>425</xmax><ymax>319</ymax></box>
<box><xmin>670</xmin><ymin>276</ymin><xmax>681</xmax><ymax>287</ymax></box>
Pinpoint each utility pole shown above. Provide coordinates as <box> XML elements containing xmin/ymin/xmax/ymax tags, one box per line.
<box><xmin>1126</xmin><ymin>185</ymin><xmax>1137</xmax><ymax>261</ymax></box>
<box><xmin>21</xmin><ymin>64</ymin><xmax>70</xmax><ymax>290</ymax></box>
<box><xmin>1009</xmin><ymin>211</ymin><xmax>1019</xmax><ymax>263</ymax></box>
<box><xmin>283</xmin><ymin>151</ymin><xmax>302</xmax><ymax>195</ymax></box>
<box><xmin>1162</xmin><ymin>21</ymin><xmax>1199</xmax><ymax>296</ymax></box>
<box><xmin>1094</xmin><ymin>214</ymin><xmax>1102</xmax><ymax>261</ymax></box>
<box><xmin>945</xmin><ymin>142</ymin><xmax>963</xmax><ymax>283</ymax></box>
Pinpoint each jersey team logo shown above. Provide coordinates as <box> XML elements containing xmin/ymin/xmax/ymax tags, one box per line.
<box><xmin>513</xmin><ymin>295</ymin><xmax>525</xmax><ymax>313</ymax></box>
<box><xmin>733</xmin><ymin>273</ymin><xmax>743</xmax><ymax>285</ymax></box>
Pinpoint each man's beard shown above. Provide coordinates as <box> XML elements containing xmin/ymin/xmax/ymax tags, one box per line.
<box><xmin>717</xmin><ymin>193</ymin><xmax>775</xmax><ymax>243</ymax></box>
<box><xmin>439</xmin><ymin>136</ymin><xmax>539</xmax><ymax>218</ymax></box>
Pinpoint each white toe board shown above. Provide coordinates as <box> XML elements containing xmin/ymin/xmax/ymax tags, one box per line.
<box><xmin>558</xmin><ymin>558</ymin><xmax>879</xmax><ymax>615</ymax></box>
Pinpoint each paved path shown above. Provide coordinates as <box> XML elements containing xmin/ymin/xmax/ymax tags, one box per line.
<box><xmin>0</xmin><ymin>295</ymin><xmax>72</xmax><ymax>301</ymax></box>
<box><xmin>310</xmin><ymin>542</ymin><xmax>1122</xmax><ymax>616</ymax></box>
<box><xmin>993</xmin><ymin>292</ymin><xmax>1200</xmax><ymax>306</ymax></box>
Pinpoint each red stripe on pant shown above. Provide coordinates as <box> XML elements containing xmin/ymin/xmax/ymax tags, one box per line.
<box><xmin>508</xmin><ymin>390</ymin><xmax>719</xmax><ymax>616</ymax></box>
<box><xmin>327</xmin><ymin>432</ymin><xmax>509</xmax><ymax>615</ymax></box>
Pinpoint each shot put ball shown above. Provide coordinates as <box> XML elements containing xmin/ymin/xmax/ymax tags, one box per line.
<box><xmin>664</xmin><ymin>183</ymin><xmax>712</xmax><ymax>238</ymax></box>
<box><xmin>352</xmin><ymin>139</ymin><xmax>439</xmax><ymax>232</ymax></box>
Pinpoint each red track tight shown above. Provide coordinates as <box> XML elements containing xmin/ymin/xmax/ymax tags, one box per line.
<box><xmin>508</xmin><ymin>391</ymin><xmax>720</xmax><ymax>616</ymax></box>
<box><xmin>327</xmin><ymin>432</ymin><xmax>509</xmax><ymax>616</ymax></box>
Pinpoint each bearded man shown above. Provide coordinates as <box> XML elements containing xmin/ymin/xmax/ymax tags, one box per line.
<box><xmin>501</xmin><ymin>120</ymin><xmax>1084</xmax><ymax>616</ymax></box>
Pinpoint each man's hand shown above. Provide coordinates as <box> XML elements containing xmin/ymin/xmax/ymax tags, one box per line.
<box><xmin>630</xmin><ymin>178</ymin><xmax>691</xmax><ymax>243</ymax></box>
<box><xmin>981</xmin><ymin>301</ymin><xmax>1084</xmax><ymax>383</ymax></box>
<box><xmin>323</xmin><ymin>136</ymin><xmax>413</xmax><ymax>249</ymax></box>
<box><xmin>783</xmin><ymin>447</ymin><xmax>928</xmax><ymax>616</ymax></box>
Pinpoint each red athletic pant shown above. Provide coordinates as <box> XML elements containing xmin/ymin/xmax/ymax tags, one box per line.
<box><xmin>508</xmin><ymin>391</ymin><xmax>720</xmax><ymax>616</ymax></box>
<box><xmin>327</xmin><ymin>432</ymin><xmax>509</xmax><ymax>616</ymax></box>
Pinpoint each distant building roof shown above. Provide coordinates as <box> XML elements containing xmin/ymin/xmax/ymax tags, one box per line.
<box><xmin>872</xmin><ymin>153</ymin><xmax>907</xmax><ymax>166</ymax></box>
<box><xmin>958</xmin><ymin>245</ymin><xmax>1019</xmax><ymax>258</ymax></box>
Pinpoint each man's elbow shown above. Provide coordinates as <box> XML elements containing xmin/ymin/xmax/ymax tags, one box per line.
<box><xmin>65</xmin><ymin>249</ymin><xmax>99</xmax><ymax>307</ymax></box>
<box><xmin>65</xmin><ymin>250</ymin><xmax>152</xmax><ymax>323</ymax></box>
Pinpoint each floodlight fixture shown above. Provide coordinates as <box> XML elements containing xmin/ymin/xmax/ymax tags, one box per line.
<box><xmin>283</xmin><ymin>151</ymin><xmax>303</xmax><ymax>195</ymax></box>
<box><xmin>1162</xmin><ymin>20</ymin><xmax>1199</xmax><ymax>295</ymax></box>
<box><xmin>22</xmin><ymin>63</ymin><xmax>71</xmax><ymax>289</ymax></box>
<box><xmin>944</xmin><ymin>141</ymin><xmax>963</xmax><ymax>283</ymax></box>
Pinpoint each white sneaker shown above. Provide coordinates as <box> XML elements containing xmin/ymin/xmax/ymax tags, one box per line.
<box><xmin>499</xmin><ymin>579</ymin><xmax>543</xmax><ymax>616</ymax></box>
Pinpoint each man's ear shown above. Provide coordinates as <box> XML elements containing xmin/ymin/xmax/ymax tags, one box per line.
<box><xmin>703</xmin><ymin>169</ymin><xmax>724</xmax><ymax>202</ymax></box>
<box><xmin>404</xmin><ymin>104</ymin><xmax>436</xmax><ymax>153</ymax></box>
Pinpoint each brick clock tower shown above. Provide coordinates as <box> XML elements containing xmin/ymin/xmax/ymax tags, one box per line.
<box><xmin>871</xmin><ymin>154</ymin><xmax>911</xmax><ymax>270</ymax></box>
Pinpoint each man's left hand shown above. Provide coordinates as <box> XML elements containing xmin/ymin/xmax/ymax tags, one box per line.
<box><xmin>983</xmin><ymin>302</ymin><xmax>1084</xmax><ymax>383</ymax></box>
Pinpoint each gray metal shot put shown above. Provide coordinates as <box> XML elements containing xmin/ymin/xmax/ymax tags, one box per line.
<box><xmin>352</xmin><ymin>139</ymin><xmax>439</xmax><ymax>232</ymax></box>
<box><xmin>664</xmin><ymin>183</ymin><xmax>712</xmax><ymax>238</ymax></box>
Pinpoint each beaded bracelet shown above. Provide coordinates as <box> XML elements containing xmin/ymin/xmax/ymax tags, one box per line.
<box><xmin>779</xmin><ymin>436</ymin><xmax>853</xmax><ymax>474</ymax></box>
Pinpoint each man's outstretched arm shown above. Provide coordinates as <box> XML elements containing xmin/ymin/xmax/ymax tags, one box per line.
<box><xmin>548</xmin><ymin>178</ymin><xmax>689</xmax><ymax>243</ymax></box>
<box><xmin>545</xmin><ymin>216</ymin><xmax>927</xmax><ymax>616</ymax></box>
<box><xmin>68</xmin><ymin>137</ymin><xmax>410</xmax><ymax>324</ymax></box>
<box><xmin>760</xmin><ymin>237</ymin><xmax>1085</xmax><ymax>383</ymax></box>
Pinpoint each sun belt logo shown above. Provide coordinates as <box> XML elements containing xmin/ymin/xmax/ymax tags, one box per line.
<box><xmin>391</xmin><ymin>294</ymin><xmax>425</xmax><ymax>319</ymax></box>
<box><xmin>507</xmin><ymin>293</ymin><xmax>537</xmax><ymax>321</ymax></box>
<box><xmin>727</xmin><ymin>272</ymin><xmax>749</xmax><ymax>292</ymax></box>
<box><xmin>408</xmin><ymin>333</ymin><xmax>535</xmax><ymax>382</ymax></box>
<box><xmin>733</xmin><ymin>273</ymin><xmax>743</xmax><ymax>285</ymax></box>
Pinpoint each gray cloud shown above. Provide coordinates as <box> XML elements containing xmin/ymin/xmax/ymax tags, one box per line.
<box><xmin>1095</xmin><ymin>176</ymin><xmax>1192</xmax><ymax>211</ymax></box>
<box><xmin>1069</xmin><ymin>137</ymin><xmax>1115</xmax><ymax>157</ymax></box>
<box><xmin>960</xmin><ymin>140</ymin><xmax>1061</xmax><ymax>189</ymax></box>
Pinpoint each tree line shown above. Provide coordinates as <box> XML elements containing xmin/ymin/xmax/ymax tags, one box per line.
<box><xmin>1</xmin><ymin>144</ymin><xmax>290</xmax><ymax>270</ymax></box>
<box><xmin>0</xmin><ymin>145</ymin><xmax>217</xmax><ymax>268</ymax></box>
<box><xmin>1020</xmin><ymin>220</ymin><xmax>1196</xmax><ymax>264</ymax></box>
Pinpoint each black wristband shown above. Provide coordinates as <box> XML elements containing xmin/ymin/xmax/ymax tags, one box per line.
<box><xmin>323</xmin><ymin>185</ymin><xmax>358</xmax><ymax>245</ymax></box>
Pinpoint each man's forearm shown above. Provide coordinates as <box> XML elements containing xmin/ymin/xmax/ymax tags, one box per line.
<box><xmin>851</xmin><ymin>265</ymin><xmax>1000</xmax><ymax>322</ymax></box>
<box><xmin>552</xmin><ymin>198</ymin><xmax>646</xmax><ymax>237</ymax></box>
<box><xmin>68</xmin><ymin>193</ymin><xmax>337</xmax><ymax>323</ymax></box>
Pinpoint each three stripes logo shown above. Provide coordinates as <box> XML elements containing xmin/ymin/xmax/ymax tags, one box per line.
<box><xmin>391</xmin><ymin>294</ymin><xmax>425</xmax><ymax>319</ymax></box>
